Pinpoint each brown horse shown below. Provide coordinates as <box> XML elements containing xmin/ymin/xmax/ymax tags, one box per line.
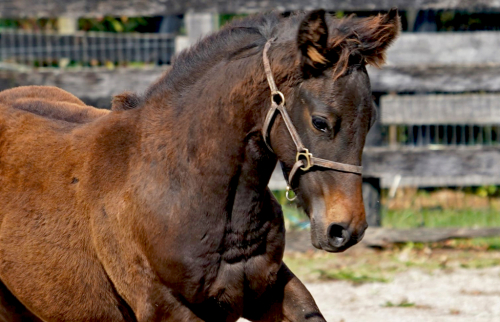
<box><xmin>0</xmin><ymin>9</ymin><xmax>399</xmax><ymax>322</ymax></box>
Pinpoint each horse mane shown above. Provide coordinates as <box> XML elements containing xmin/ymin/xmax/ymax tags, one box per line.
<box><xmin>142</xmin><ymin>13</ymin><xmax>279</xmax><ymax>102</ymax></box>
<box><xmin>130</xmin><ymin>11</ymin><xmax>397</xmax><ymax>109</ymax></box>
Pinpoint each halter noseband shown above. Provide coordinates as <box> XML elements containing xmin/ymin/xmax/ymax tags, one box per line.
<box><xmin>261</xmin><ymin>38</ymin><xmax>363</xmax><ymax>201</ymax></box>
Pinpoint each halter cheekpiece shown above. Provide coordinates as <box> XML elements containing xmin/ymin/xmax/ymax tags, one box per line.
<box><xmin>261</xmin><ymin>38</ymin><xmax>363</xmax><ymax>201</ymax></box>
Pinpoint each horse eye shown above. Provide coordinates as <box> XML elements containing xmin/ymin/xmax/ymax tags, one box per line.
<box><xmin>312</xmin><ymin>116</ymin><xmax>329</xmax><ymax>133</ymax></box>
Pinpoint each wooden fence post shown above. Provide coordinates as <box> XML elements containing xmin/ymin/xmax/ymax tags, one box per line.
<box><xmin>57</xmin><ymin>17</ymin><xmax>77</xmax><ymax>35</ymax></box>
<box><xmin>184</xmin><ymin>11</ymin><xmax>219</xmax><ymax>46</ymax></box>
<box><xmin>363</xmin><ymin>177</ymin><xmax>381</xmax><ymax>227</ymax></box>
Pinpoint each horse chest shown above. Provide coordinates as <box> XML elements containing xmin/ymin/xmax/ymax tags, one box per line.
<box><xmin>169</xmin><ymin>222</ymin><xmax>284</xmax><ymax>314</ymax></box>
<box><xmin>193</xmin><ymin>249</ymin><xmax>282</xmax><ymax>319</ymax></box>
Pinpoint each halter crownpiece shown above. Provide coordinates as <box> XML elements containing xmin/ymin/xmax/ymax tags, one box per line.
<box><xmin>261</xmin><ymin>38</ymin><xmax>363</xmax><ymax>201</ymax></box>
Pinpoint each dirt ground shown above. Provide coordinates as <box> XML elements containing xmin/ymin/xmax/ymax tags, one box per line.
<box><xmin>307</xmin><ymin>266</ymin><xmax>500</xmax><ymax>322</ymax></box>
<box><xmin>285</xmin><ymin>241</ymin><xmax>500</xmax><ymax>322</ymax></box>
<box><xmin>239</xmin><ymin>240</ymin><xmax>500</xmax><ymax>322</ymax></box>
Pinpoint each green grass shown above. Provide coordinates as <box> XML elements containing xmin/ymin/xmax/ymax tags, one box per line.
<box><xmin>383</xmin><ymin>208</ymin><xmax>500</xmax><ymax>250</ymax></box>
<box><xmin>382</xmin><ymin>300</ymin><xmax>415</xmax><ymax>308</ymax></box>
<box><xmin>382</xmin><ymin>209</ymin><xmax>500</xmax><ymax>229</ymax></box>
<box><xmin>284</xmin><ymin>252</ymin><xmax>393</xmax><ymax>284</ymax></box>
<box><xmin>284</xmin><ymin>245</ymin><xmax>500</xmax><ymax>283</ymax></box>
<box><xmin>315</xmin><ymin>269</ymin><xmax>388</xmax><ymax>285</ymax></box>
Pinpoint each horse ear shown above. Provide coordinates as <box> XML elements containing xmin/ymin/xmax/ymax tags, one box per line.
<box><xmin>297</xmin><ymin>9</ymin><xmax>329</xmax><ymax>74</ymax></box>
<box><xmin>355</xmin><ymin>8</ymin><xmax>401</xmax><ymax>67</ymax></box>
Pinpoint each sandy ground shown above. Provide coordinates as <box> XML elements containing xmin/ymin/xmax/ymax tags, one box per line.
<box><xmin>308</xmin><ymin>266</ymin><xmax>500</xmax><ymax>322</ymax></box>
<box><xmin>240</xmin><ymin>231</ymin><xmax>500</xmax><ymax>322</ymax></box>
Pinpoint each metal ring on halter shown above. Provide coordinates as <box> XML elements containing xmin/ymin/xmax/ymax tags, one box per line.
<box><xmin>271</xmin><ymin>91</ymin><xmax>285</xmax><ymax>106</ymax></box>
<box><xmin>286</xmin><ymin>185</ymin><xmax>297</xmax><ymax>201</ymax></box>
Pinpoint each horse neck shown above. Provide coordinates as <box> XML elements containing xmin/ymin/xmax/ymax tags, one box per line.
<box><xmin>138</xmin><ymin>54</ymin><xmax>281</xmax><ymax>223</ymax></box>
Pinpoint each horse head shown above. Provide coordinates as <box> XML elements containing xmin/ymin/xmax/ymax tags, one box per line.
<box><xmin>266</xmin><ymin>9</ymin><xmax>400</xmax><ymax>252</ymax></box>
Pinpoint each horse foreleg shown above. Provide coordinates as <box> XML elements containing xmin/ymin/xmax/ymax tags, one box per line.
<box><xmin>243</xmin><ymin>262</ymin><xmax>326</xmax><ymax>322</ymax></box>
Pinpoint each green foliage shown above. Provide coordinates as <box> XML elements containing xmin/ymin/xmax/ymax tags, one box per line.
<box><xmin>0</xmin><ymin>18</ymin><xmax>19</xmax><ymax>29</ymax></box>
<box><xmin>0</xmin><ymin>18</ymin><xmax>57</xmax><ymax>31</ymax></box>
<box><xmin>335</xmin><ymin>12</ymin><xmax>345</xmax><ymax>19</ymax></box>
<box><xmin>436</xmin><ymin>11</ymin><xmax>500</xmax><ymax>31</ymax></box>
<box><xmin>0</xmin><ymin>16</ymin><xmax>161</xmax><ymax>33</ymax></box>
<box><xmin>219</xmin><ymin>14</ymin><xmax>248</xmax><ymax>28</ymax></box>
<box><xmin>78</xmin><ymin>17</ymin><xmax>151</xmax><ymax>33</ymax></box>
<box><xmin>459</xmin><ymin>185</ymin><xmax>500</xmax><ymax>198</ymax></box>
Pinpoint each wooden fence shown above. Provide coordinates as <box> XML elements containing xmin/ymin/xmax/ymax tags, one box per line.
<box><xmin>0</xmin><ymin>30</ymin><xmax>176</xmax><ymax>67</ymax></box>
<box><xmin>2</xmin><ymin>0</ymin><xmax>500</xmax><ymax>18</ymax></box>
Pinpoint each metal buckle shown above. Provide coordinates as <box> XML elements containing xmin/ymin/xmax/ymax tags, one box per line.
<box><xmin>286</xmin><ymin>185</ymin><xmax>297</xmax><ymax>201</ymax></box>
<box><xmin>296</xmin><ymin>149</ymin><xmax>313</xmax><ymax>171</ymax></box>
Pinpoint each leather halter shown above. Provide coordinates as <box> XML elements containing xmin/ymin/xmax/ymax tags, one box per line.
<box><xmin>261</xmin><ymin>38</ymin><xmax>363</xmax><ymax>201</ymax></box>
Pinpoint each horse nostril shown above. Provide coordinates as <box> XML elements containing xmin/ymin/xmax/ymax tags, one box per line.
<box><xmin>327</xmin><ymin>223</ymin><xmax>350</xmax><ymax>248</ymax></box>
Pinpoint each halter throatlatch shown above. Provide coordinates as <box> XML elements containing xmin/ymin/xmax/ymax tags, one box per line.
<box><xmin>261</xmin><ymin>38</ymin><xmax>363</xmax><ymax>201</ymax></box>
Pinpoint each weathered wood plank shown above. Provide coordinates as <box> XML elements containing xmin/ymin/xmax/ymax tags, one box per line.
<box><xmin>2</xmin><ymin>0</ymin><xmax>500</xmax><ymax>18</ymax></box>
<box><xmin>382</xmin><ymin>174</ymin><xmax>500</xmax><ymax>188</ymax></box>
<box><xmin>369</xmin><ymin>64</ymin><xmax>500</xmax><ymax>93</ymax></box>
<box><xmin>380</xmin><ymin>94</ymin><xmax>500</xmax><ymax>125</ymax></box>
<box><xmin>0</xmin><ymin>67</ymin><xmax>168</xmax><ymax>108</ymax></box>
<box><xmin>270</xmin><ymin>147</ymin><xmax>500</xmax><ymax>189</ymax></box>
<box><xmin>369</xmin><ymin>31</ymin><xmax>500</xmax><ymax>93</ymax></box>
<box><xmin>362</xmin><ymin>227</ymin><xmax>500</xmax><ymax>247</ymax></box>
<box><xmin>386</xmin><ymin>32</ymin><xmax>500</xmax><ymax>66</ymax></box>
<box><xmin>363</xmin><ymin>146</ymin><xmax>500</xmax><ymax>188</ymax></box>
<box><xmin>285</xmin><ymin>227</ymin><xmax>500</xmax><ymax>252</ymax></box>
<box><xmin>1</xmin><ymin>64</ymin><xmax>498</xmax><ymax>110</ymax></box>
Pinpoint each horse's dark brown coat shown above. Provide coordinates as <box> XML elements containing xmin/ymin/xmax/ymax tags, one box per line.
<box><xmin>0</xmin><ymin>10</ymin><xmax>399</xmax><ymax>322</ymax></box>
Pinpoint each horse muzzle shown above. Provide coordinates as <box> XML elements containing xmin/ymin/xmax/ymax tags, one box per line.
<box><xmin>309</xmin><ymin>197</ymin><xmax>368</xmax><ymax>252</ymax></box>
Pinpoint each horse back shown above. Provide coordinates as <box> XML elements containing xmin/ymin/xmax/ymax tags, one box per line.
<box><xmin>0</xmin><ymin>86</ymin><xmax>109</xmax><ymax>124</ymax></box>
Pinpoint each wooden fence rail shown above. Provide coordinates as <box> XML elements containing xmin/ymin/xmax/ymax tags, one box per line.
<box><xmin>0</xmin><ymin>68</ymin><xmax>167</xmax><ymax>108</ymax></box>
<box><xmin>369</xmin><ymin>64</ymin><xmax>500</xmax><ymax>93</ymax></box>
<box><xmin>380</xmin><ymin>94</ymin><xmax>500</xmax><ymax>125</ymax></box>
<box><xmin>286</xmin><ymin>228</ymin><xmax>500</xmax><ymax>251</ymax></box>
<box><xmin>363</xmin><ymin>146</ymin><xmax>500</xmax><ymax>188</ymax></box>
<box><xmin>385</xmin><ymin>31</ymin><xmax>500</xmax><ymax>66</ymax></box>
<box><xmin>1</xmin><ymin>0</ymin><xmax>500</xmax><ymax>18</ymax></box>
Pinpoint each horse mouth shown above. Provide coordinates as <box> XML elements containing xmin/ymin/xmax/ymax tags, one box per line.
<box><xmin>312</xmin><ymin>239</ymin><xmax>359</xmax><ymax>253</ymax></box>
<box><xmin>310</xmin><ymin>223</ymin><xmax>366</xmax><ymax>253</ymax></box>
